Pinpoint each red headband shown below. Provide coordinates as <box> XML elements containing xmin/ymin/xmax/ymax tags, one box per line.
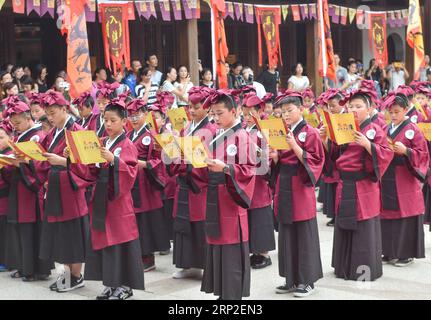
<box><xmin>395</xmin><ymin>85</ymin><xmax>415</xmax><ymax>98</ymax></box>
<box><xmin>0</xmin><ymin>119</ymin><xmax>13</xmax><ymax>135</ymax></box>
<box><xmin>72</xmin><ymin>91</ymin><xmax>92</xmax><ymax>107</ymax></box>
<box><xmin>2</xmin><ymin>101</ymin><xmax>30</xmax><ymax>119</ymax></box>
<box><xmin>188</xmin><ymin>86</ymin><xmax>214</xmax><ymax>105</ymax></box>
<box><xmin>27</xmin><ymin>92</ymin><xmax>41</xmax><ymax>105</ymax></box>
<box><xmin>381</xmin><ymin>91</ymin><xmax>409</xmax><ymax>110</ymax></box>
<box><xmin>96</xmin><ymin>82</ymin><xmax>120</xmax><ymax>99</ymax></box>
<box><xmin>275</xmin><ymin>90</ymin><xmax>303</xmax><ymax>106</ymax></box>
<box><xmin>156</xmin><ymin>91</ymin><xmax>175</xmax><ymax>109</ymax></box>
<box><xmin>126</xmin><ymin>99</ymin><xmax>147</xmax><ymax>114</ymax></box>
<box><xmin>302</xmin><ymin>88</ymin><xmax>315</xmax><ymax>99</ymax></box>
<box><xmin>340</xmin><ymin>89</ymin><xmax>375</xmax><ymax>107</ymax></box>
<box><xmin>107</xmin><ymin>97</ymin><xmax>126</xmax><ymax>110</ymax></box>
<box><xmin>243</xmin><ymin>92</ymin><xmax>264</xmax><ymax>109</ymax></box>
<box><xmin>147</xmin><ymin>103</ymin><xmax>167</xmax><ymax>115</ymax></box>
<box><xmin>261</xmin><ymin>92</ymin><xmax>273</xmax><ymax>103</ymax></box>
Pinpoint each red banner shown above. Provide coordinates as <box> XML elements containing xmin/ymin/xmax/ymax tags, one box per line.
<box><xmin>317</xmin><ymin>0</ymin><xmax>336</xmax><ymax>82</ymax></box>
<box><xmin>211</xmin><ymin>0</ymin><xmax>229</xmax><ymax>89</ymax></box>
<box><xmin>99</xmin><ymin>3</ymin><xmax>131</xmax><ymax>75</ymax></box>
<box><xmin>60</xmin><ymin>0</ymin><xmax>92</xmax><ymax>99</ymax></box>
<box><xmin>368</xmin><ymin>13</ymin><xmax>388</xmax><ymax>68</ymax></box>
<box><xmin>255</xmin><ymin>7</ymin><xmax>282</xmax><ymax>69</ymax></box>
<box><xmin>13</xmin><ymin>0</ymin><xmax>25</xmax><ymax>13</ymax></box>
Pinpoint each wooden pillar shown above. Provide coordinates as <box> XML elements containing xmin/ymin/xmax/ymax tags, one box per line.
<box><xmin>406</xmin><ymin>38</ymin><xmax>414</xmax><ymax>81</ymax></box>
<box><xmin>424</xmin><ymin>1</ymin><xmax>431</xmax><ymax>55</ymax></box>
<box><xmin>178</xmin><ymin>19</ymin><xmax>199</xmax><ymax>85</ymax></box>
<box><xmin>0</xmin><ymin>8</ymin><xmax>16</xmax><ymax>65</ymax></box>
<box><xmin>306</xmin><ymin>20</ymin><xmax>322</xmax><ymax>95</ymax></box>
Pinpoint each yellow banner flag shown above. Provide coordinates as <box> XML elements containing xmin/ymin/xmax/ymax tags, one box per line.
<box><xmin>407</xmin><ymin>0</ymin><xmax>425</xmax><ymax>80</ymax></box>
<box><xmin>65</xmin><ymin>130</ymin><xmax>106</xmax><ymax>165</ymax></box>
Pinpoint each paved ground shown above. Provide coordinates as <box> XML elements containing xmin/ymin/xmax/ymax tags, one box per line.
<box><xmin>1</xmin><ymin>212</ymin><xmax>431</xmax><ymax>300</ymax></box>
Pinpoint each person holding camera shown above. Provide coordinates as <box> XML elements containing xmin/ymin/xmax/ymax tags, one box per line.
<box><xmin>387</xmin><ymin>61</ymin><xmax>409</xmax><ymax>91</ymax></box>
<box><xmin>229</xmin><ymin>62</ymin><xmax>246</xmax><ymax>89</ymax></box>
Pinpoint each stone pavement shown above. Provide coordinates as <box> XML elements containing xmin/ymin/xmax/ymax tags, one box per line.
<box><xmin>1</xmin><ymin>212</ymin><xmax>431</xmax><ymax>300</ymax></box>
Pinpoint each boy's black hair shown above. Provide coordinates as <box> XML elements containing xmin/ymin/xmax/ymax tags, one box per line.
<box><xmin>350</xmin><ymin>93</ymin><xmax>371</xmax><ymax>108</ymax></box>
<box><xmin>39</xmin><ymin>114</ymin><xmax>51</xmax><ymax>125</ymax></box>
<box><xmin>394</xmin><ymin>94</ymin><xmax>409</xmax><ymax>109</ymax></box>
<box><xmin>278</xmin><ymin>96</ymin><xmax>302</xmax><ymax>107</ymax></box>
<box><xmin>83</xmin><ymin>96</ymin><xmax>95</xmax><ymax>109</ymax></box>
<box><xmin>105</xmin><ymin>104</ymin><xmax>127</xmax><ymax>119</ymax></box>
<box><xmin>217</xmin><ymin>95</ymin><xmax>237</xmax><ymax>111</ymax></box>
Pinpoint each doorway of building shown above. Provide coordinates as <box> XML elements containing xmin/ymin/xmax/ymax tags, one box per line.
<box><xmin>387</xmin><ymin>32</ymin><xmax>404</xmax><ymax>63</ymax></box>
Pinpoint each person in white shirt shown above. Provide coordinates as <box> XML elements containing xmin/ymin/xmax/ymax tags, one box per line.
<box><xmin>341</xmin><ymin>61</ymin><xmax>362</xmax><ymax>93</ymax></box>
<box><xmin>174</xmin><ymin>65</ymin><xmax>194</xmax><ymax>107</ymax></box>
<box><xmin>161</xmin><ymin>67</ymin><xmax>189</xmax><ymax>109</ymax></box>
<box><xmin>287</xmin><ymin>63</ymin><xmax>310</xmax><ymax>92</ymax></box>
<box><xmin>387</xmin><ymin>61</ymin><xmax>409</xmax><ymax>91</ymax></box>
<box><xmin>241</xmin><ymin>66</ymin><xmax>267</xmax><ymax>99</ymax></box>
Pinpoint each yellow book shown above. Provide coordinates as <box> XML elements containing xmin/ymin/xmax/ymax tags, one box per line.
<box><xmin>384</xmin><ymin>110</ymin><xmax>391</xmax><ymax>125</ymax></box>
<box><xmin>256</xmin><ymin>118</ymin><xmax>291</xmax><ymax>150</ymax></box>
<box><xmin>415</xmin><ymin>103</ymin><xmax>429</xmax><ymax>120</ymax></box>
<box><xmin>303</xmin><ymin>109</ymin><xmax>321</xmax><ymax>128</ymax></box>
<box><xmin>11</xmin><ymin>141</ymin><xmax>47</xmax><ymax>161</ymax></box>
<box><xmin>145</xmin><ymin>111</ymin><xmax>159</xmax><ymax>133</ymax></box>
<box><xmin>322</xmin><ymin>111</ymin><xmax>359</xmax><ymax>145</ymax></box>
<box><xmin>65</xmin><ymin>130</ymin><xmax>106</xmax><ymax>164</ymax></box>
<box><xmin>176</xmin><ymin>136</ymin><xmax>209</xmax><ymax>169</ymax></box>
<box><xmin>417</xmin><ymin>123</ymin><xmax>431</xmax><ymax>141</ymax></box>
<box><xmin>153</xmin><ymin>133</ymin><xmax>182</xmax><ymax>160</ymax></box>
<box><xmin>167</xmin><ymin>108</ymin><xmax>190</xmax><ymax>132</ymax></box>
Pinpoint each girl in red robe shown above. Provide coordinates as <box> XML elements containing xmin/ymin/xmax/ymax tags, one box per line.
<box><xmin>73</xmin><ymin>92</ymin><xmax>98</xmax><ymax>130</ymax></box>
<box><xmin>3</xmin><ymin>99</ymin><xmax>53</xmax><ymax>281</ymax></box>
<box><xmin>0</xmin><ymin>121</ymin><xmax>13</xmax><ymax>272</ymax></box>
<box><xmin>242</xmin><ymin>92</ymin><xmax>275</xmax><ymax>270</ymax></box>
<box><xmin>270</xmin><ymin>91</ymin><xmax>325</xmax><ymax>297</ymax></box>
<box><xmin>67</xmin><ymin>99</ymin><xmax>144</xmax><ymax>300</ymax></box>
<box><xmin>381</xmin><ymin>92</ymin><xmax>429</xmax><ymax>266</ymax></box>
<box><xmin>170</xmin><ymin>86</ymin><xmax>216</xmax><ymax>279</ymax></box>
<box><xmin>329</xmin><ymin>89</ymin><xmax>393</xmax><ymax>281</ymax></box>
<box><xmin>200</xmin><ymin>90</ymin><xmax>256</xmax><ymax>300</ymax></box>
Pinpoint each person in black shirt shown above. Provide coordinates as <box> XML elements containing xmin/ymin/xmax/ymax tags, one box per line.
<box><xmin>257</xmin><ymin>62</ymin><xmax>279</xmax><ymax>97</ymax></box>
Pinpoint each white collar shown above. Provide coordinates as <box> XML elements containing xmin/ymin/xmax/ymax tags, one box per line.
<box><xmin>56</xmin><ymin>116</ymin><xmax>72</xmax><ymax>133</ymax></box>
<box><xmin>106</xmin><ymin>134</ymin><xmax>122</xmax><ymax>150</ymax></box>
<box><xmin>245</xmin><ymin>124</ymin><xmax>256</xmax><ymax>133</ymax></box>
<box><xmin>290</xmin><ymin>117</ymin><xmax>304</xmax><ymax>132</ymax></box>
<box><xmin>188</xmin><ymin>116</ymin><xmax>207</xmax><ymax>135</ymax></box>
<box><xmin>133</xmin><ymin>123</ymin><xmax>147</xmax><ymax>137</ymax></box>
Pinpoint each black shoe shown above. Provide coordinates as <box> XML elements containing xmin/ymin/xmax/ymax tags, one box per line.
<box><xmin>252</xmin><ymin>256</ymin><xmax>272</xmax><ymax>269</ymax></box>
<box><xmin>97</xmin><ymin>287</ymin><xmax>115</xmax><ymax>300</ymax></box>
<box><xmin>143</xmin><ymin>254</ymin><xmax>156</xmax><ymax>272</ymax></box>
<box><xmin>49</xmin><ymin>274</ymin><xmax>65</xmax><ymax>291</ymax></box>
<box><xmin>56</xmin><ymin>274</ymin><xmax>85</xmax><ymax>293</ymax></box>
<box><xmin>326</xmin><ymin>218</ymin><xmax>335</xmax><ymax>227</ymax></box>
<box><xmin>275</xmin><ymin>283</ymin><xmax>296</xmax><ymax>294</ymax></box>
<box><xmin>108</xmin><ymin>287</ymin><xmax>133</xmax><ymax>300</ymax></box>
<box><xmin>250</xmin><ymin>254</ymin><xmax>258</xmax><ymax>267</ymax></box>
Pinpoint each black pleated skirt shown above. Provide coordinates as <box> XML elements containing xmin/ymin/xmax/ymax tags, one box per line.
<box><xmin>39</xmin><ymin>215</ymin><xmax>91</xmax><ymax>264</ymax></box>
<box><xmin>201</xmin><ymin>242</ymin><xmax>250</xmax><ymax>300</ymax></box>
<box><xmin>5</xmin><ymin>220</ymin><xmax>54</xmax><ymax>276</ymax></box>
<box><xmin>322</xmin><ymin>182</ymin><xmax>337</xmax><ymax>218</ymax></box>
<box><xmin>278</xmin><ymin>217</ymin><xmax>323</xmax><ymax>287</ymax></box>
<box><xmin>136</xmin><ymin>208</ymin><xmax>171</xmax><ymax>255</ymax></box>
<box><xmin>163</xmin><ymin>198</ymin><xmax>174</xmax><ymax>241</ymax></box>
<box><xmin>248</xmin><ymin>206</ymin><xmax>276</xmax><ymax>254</ymax></box>
<box><xmin>84</xmin><ymin>238</ymin><xmax>145</xmax><ymax>290</ymax></box>
<box><xmin>0</xmin><ymin>216</ymin><xmax>6</xmax><ymax>265</ymax></box>
<box><xmin>381</xmin><ymin>215</ymin><xmax>425</xmax><ymax>259</ymax></box>
<box><xmin>173</xmin><ymin>220</ymin><xmax>207</xmax><ymax>269</ymax></box>
<box><xmin>332</xmin><ymin>216</ymin><xmax>382</xmax><ymax>281</ymax></box>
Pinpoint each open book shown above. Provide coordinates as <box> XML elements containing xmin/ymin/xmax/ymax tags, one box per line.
<box><xmin>167</xmin><ymin>107</ymin><xmax>191</xmax><ymax>132</ymax></box>
<box><xmin>417</xmin><ymin>123</ymin><xmax>431</xmax><ymax>142</ymax></box>
<box><xmin>65</xmin><ymin>130</ymin><xmax>107</xmax><ymax>164</ymax></box>
<box><xmin>252</xmin><ymin>115</ymin><xmax>291</xmax><ymax>150</ymax></box>
<box><xmin>9</xmin><ymin>141</ymin><xmax>47</xmax><ymax>161</ymax></box>
<box><xmin>321</xmin><ymin>110</ymin><xmax>360</xmax><ymax>145</ymax></box>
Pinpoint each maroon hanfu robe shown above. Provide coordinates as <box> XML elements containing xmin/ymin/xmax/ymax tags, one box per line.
<box><xmin>381</xmin><ymin>119</ymin><xmax>429</xmax><ymax>219</ymax></box>
<box><xmin>205</xmin><ymin>122</ymin><xmax>256</xmax><ymax>246</ymax></box>
<box><xmin>79</xmin><ymin>113</ymin><xmax>98</xmax><ymax>131</ymax></box>
<box><xmin>330</xmin><ymin>118</ymin><xmax>393</xmax><ymax>227</ymax></box>
<box><xmin>0</xmin><ymin>148</ymin><xmax>12</xmax><ymax>217</ymax></box>
<box><xmin>406</xmin><ymin>106</ymin><xmax>425</xmax><ymax>124</ymax></box>
<box><xmin>170</xmin><ymin>117</ymin><xmax>217</xmax><ymax>223</ymax></box>
<box><xmin>127</xmin><ymin>124</ymin><xmax>165</xmax><ymax>214</ymax></box>
<box><xmin>273</xmin><ymin>120</ymin><xmax>325</xmax><ymax>223</ymax></box>
<box><xmin>7</xmin><ymin>125</ymin><xmax>45</xmax><ymax>224</ymax></box>
<box><xmin>371</xmin><ymin>111</ymin><xmax>388</xmax><ymax>131</ymax></box>
<box><xmin>36</xmin><ymin>118</ymin><xmax>90</xmax><ymax>223</ymax></box>
<box><xmin>69</xmin><ymin>133</ymin><xmax>139</xmax><ymax>250</ymax></box>
<box><xmin>95</xmin><ymin>114</ymin><xmax>107</xmax><ymax>138</ymax></box>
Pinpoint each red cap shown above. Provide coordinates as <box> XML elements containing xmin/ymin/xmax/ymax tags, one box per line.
<box><xmin>41</xmin><ymin>90</ymin><xmax>70</xmax><ymax>107</ymax></box>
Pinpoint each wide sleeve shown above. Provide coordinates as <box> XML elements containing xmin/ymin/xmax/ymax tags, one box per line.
<box><xmin>405</xmin><ymin>128</ymin><xmax>430</xmax><ymax>182</ymax></box>
<box><xmin>143</xmin><ymin>140</ymin><xmax>165</xmax><ymax>189</ymax></box>
<box><xmin>225</xmin><ymin>132</ymin><xmax>256</xmax><ymax>209</ymax></box>
<box><xmin>300</xmin><ymin>128</ymin><xmax>325</xmax><ymax>186</ymax></box>
<box><xmin>369</xmin><ymin>126</ymin><xmax>394</xmax><ymax>180</ymax></box>
<box><xmin>110</xmin><ymin>143</ymin><xmax>139</xmax><ymax>199</ymax></box>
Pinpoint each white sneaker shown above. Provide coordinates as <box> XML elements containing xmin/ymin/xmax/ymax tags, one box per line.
<box><xmin>293</xmin><ymin>284</ymin><xmax>315</xmax><ymax>298</ymax></box>
<box><xmin>173</xmin><ymin>268</ymin><xmax>203</xmax><ymax>279</ymax></box>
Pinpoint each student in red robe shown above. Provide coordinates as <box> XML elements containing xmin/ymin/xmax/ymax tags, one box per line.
<box><xmin>95</xmin><ymin>82</ymin><xmax>119</xmax><ymax>137</ymax></box>
<box><xmin>34</xmin><ymin>90</ymin><xmax>91</xmax><ymax>293</ymax></box>
<box><xmin>72</xmin><ymin>92</ymin><xmax>98</xmax><ymax>130</ymax></box>
<box><xmin>242</xmin><ymin>92</ymin><xmax>275</xmax><ymax>269</ymax></box>
<box><xmin>270</xmin><ymin>90</ymin><xmax>325</xmax><ymax>297</ymax></box>
<box><xmin>200</xmin><ymin>90</ymin><xmax>256</xmax><ymax>300</ymax></box>
<box><xmin>302</xmin><ymin>88</ymin><xmax>318</xmax><ymax>114</ymax></box>
<box><xmin>413</xmin><ymin>83</ymin><xmax>431</xmax><ymax>119</ymax></box>
<box><xmin>28</xmin><ymin>93</ymin><xmax>46</xmax><ymax>123</ymax></box>
<box><xmin>169</xmin><ymin>86</ymin><xmax>216</xmax><ymax>279</ymax></box>
<box><xmin>66</xmin><ymin>99</ymin><xmax>144</xmax><ymax>300</ymax></box>
<box><xmin>0</xmin><ymin>121</ymin><xmax>13</xmax><ymax>272</ymax></box>
<box><xmin>125</xmin><ymin>99</ymin><xmax>170</xmax><ymax>272</ymax></box>
<box><xmin>3</xmin><ymin>100</ymin><xmax>53</xmax><ymax>281</ymax></box>
<box><xmin>360</xmin><ymin>80</ymin><xmax>387</xmax><ymax>131</ymax></box>
<box><xmin>261</xmin><ymin>92</ymin><xmax>274</xmax><ymax>119</ymax></box>
<box><xmin>397</xmin><ymin>85</ymin><xmax>425</xmax><ymax>124</ymax></box>
<box><xmin>317</xmin><ymin>89</ymin><xmax>345</xmax><ymax>227</ymax></box>
<box><xmin>380</xmin><ymin>92</ymin><xmax>429</xmax><ymax>266</ymax></box>
<box><xmin>328</xmin><ymin>89</ymin><xmax>393</xmax><ymax>281</ymax></box>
